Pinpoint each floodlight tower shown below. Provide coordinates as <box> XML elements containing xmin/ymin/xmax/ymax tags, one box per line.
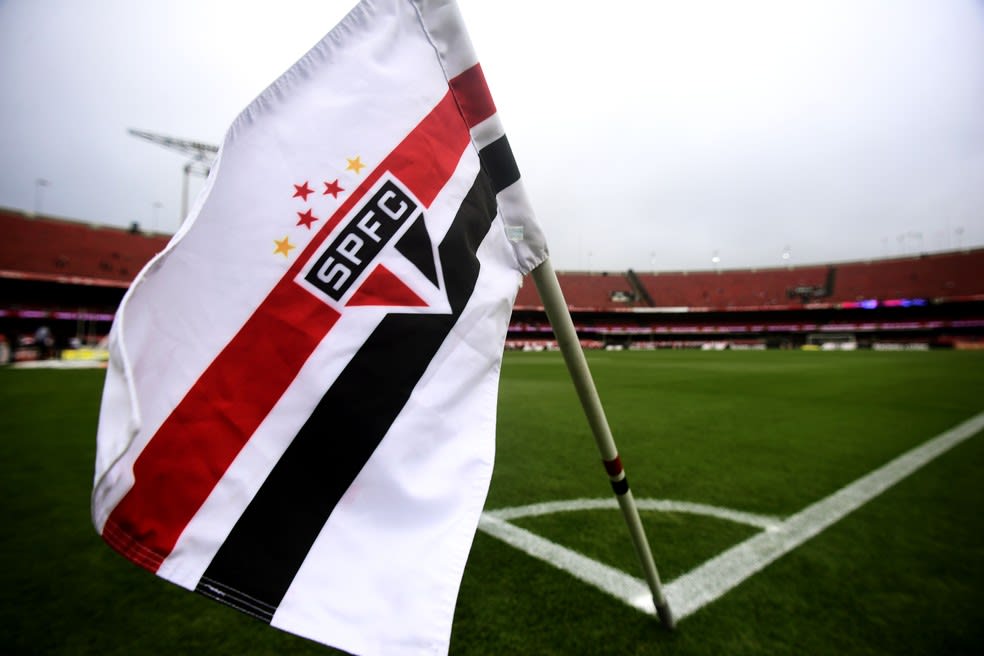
<box><xmin>128</xmin><ymin>128</ymin><xmax>219</xmax><ymax>224</ymax></box>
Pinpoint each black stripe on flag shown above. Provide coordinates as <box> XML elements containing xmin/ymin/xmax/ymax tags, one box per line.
<box><xmin>395</xmin><ymin>216</ymin><xmax>440</xmax><ymax>287</ymax></box>
<box><xmin>195</xmin><ymin>170</ymin><xmax>498</xmax><ymax>622</ymax></box>
<box><xmin>478</xmin><ymin>135</ymin><xmax>520</xmax><ymax>194</ymax></box>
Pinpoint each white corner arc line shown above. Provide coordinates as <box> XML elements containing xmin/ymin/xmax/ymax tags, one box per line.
<box><xmin>480</xmin><ymin>410</ymin><xmax>984</xmax><ymax>622</ymax></box>
<box><xmin>485</xmin><ymin>498</ymin><xmax>783</xmax><ymax>532</ymax></box>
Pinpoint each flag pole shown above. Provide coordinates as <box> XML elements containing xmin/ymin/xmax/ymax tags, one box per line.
<box><xmin>530</xmin><ymin>258</ymin><xmax>675</xmax><ymax>629</ymax></box>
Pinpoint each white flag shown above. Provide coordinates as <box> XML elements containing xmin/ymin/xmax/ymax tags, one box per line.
<box><xmin>92</xmin><ymin>1</ymin><xmax>547</xmax><ymax>653</ymax></box>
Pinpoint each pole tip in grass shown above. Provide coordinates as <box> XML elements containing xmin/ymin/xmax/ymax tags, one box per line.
<box><xmin>656</xmin><ymin>602</ymin><xmax>676</xmax><ymax>630</ymax></box>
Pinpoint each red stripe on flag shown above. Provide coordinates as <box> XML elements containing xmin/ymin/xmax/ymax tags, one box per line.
<box><xmin>347</xmin><ymin>265</ymin><xmax>428</xmax><ymax>308</ymax></box>
<box><xmin>104</xmin><ymin>90</ymin><xmax>471</xmax><ymax>571</ymax></box>
<box><xmin>449</xmin><ymin>63</ymin><xmax>496</xmax><ymax>129</ymax></box>
<box><xmin>106</xmin><ymin>290</ymin><xmax>339</xmax><ymax>569</ymax></box>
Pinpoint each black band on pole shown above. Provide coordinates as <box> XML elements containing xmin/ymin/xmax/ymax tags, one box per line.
<box><xmin>610</xmin><ymin>476</ymin><xmax>630</xmax><ymax>496</ymax></box>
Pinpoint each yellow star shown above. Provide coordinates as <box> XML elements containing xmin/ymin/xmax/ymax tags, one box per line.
<box><xmin>273</xmin><ymin>235</ymin><xmax>295</xmax><ymax>257</ymax></box>
<box><xmin>346</xmin><ymin>156</ymin><xmax>366</xmax><ymax>174</ymax></box>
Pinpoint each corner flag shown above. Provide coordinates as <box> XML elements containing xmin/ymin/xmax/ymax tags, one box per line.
<box><xmin>92</xmin><ymin>1</ymin><xmax>546</xmax><ymax>653</ymax></box>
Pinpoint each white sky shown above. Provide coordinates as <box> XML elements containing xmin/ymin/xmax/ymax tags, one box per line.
<box><xmin>1</xmin><ymin>0</ymin><xmax>983</xmax><ymax>272</ymax></box>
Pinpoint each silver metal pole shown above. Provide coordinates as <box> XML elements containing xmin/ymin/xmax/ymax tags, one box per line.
<box><xmin>530</xmin><ymin>258</ymin><xmax>675</xmax><ymax>629</ymax></box>
<box><xmin>182</xmin><ymin>162</ymin><xmax>191</xmax><ymax>223</ymax></box>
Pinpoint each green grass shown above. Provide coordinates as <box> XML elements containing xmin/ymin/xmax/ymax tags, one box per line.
<box><xmin>1</xmin><ymin>351</ymin><xmax>982</xmax><ymax>655</ymax></box>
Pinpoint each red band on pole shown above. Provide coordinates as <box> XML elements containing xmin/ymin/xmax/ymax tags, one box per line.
<box><xmin>603</xmin><ymin>455</ymin><xmax>623</xmax><ymax>478</ymax></box>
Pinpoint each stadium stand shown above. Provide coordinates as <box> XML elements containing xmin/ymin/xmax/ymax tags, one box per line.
<box><xmin>514</xmin><ymin>271</ymin><xmax>643</xmax><ymax>310</ymax></box>
<box><xmin>832</xmin><ymin>251</ymin><xmax>983</xmax><ymax>303</ymax></box>
<box><xmin>3</xmin><ymin>206</ymin><xmax>983</xmax><ymax>359</ymax></box>
<box><xmin>637</xmin><ymin>266</ymin><xmax>833</xmax><ymax>309</ymax></box>
<box><xmin>1</xmin><ymin>209</ymin><xmax>169</xmax><ymax>361</ymax></box>
<box><xmin>511</xmin><ymin>248</ymin><xmax>984</xmax><ymax>351</ymax></box>
<box><xmin>1</xmin><ymin>208</ymin><xmax>168</xmax><ymax>286</ymax></box>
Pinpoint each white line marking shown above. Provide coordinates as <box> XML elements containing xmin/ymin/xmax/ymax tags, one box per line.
<box><xmin>664</xmin><ymin>410</ymin><xmax>984</xmax><ymax>620</ymax></box>
<box><xmin>480</xmin><ymin>410</ymin><xmax>984</xmax><ymax>621</ymax></box>
<box><xmin>478</xmin><ymin>514</ymin><xmax>653</xmax><ymax>612</ymax></box>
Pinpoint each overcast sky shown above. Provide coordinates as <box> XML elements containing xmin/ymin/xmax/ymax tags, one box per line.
<box><xmin>1</xmin><ymin>0</ymin><xmax>983</xmax><ymax>272</ymax></box>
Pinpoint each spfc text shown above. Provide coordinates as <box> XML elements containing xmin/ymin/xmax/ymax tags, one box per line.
<box><xmin>304</xmin><ymin>178</ymin><xmax>420</xmax><ymax>302</ymax></box>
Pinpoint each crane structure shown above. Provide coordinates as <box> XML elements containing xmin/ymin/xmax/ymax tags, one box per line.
<box><xmin>128</xmin><ymin>128</ymin><xmax>219</xmax><ymax>223</ymax></box>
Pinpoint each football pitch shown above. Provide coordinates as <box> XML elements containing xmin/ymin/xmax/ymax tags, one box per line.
<box><xmin>1</xmin><ymin>350</ymin><xmax>982</xmax><ymax>655</ymax></box>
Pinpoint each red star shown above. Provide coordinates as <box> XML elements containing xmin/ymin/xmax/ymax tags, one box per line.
<box><xmin>293</xmin><ymin>181</ymin><xmax>314</xmax><ymax>201</ymax></box>
<box><xmin>323</xmin><ymin>179</ymin><xmax>344</xmax><ymax>198</ymax></box>
<box><xmin>296</xmin><ymin>208</ymin><xmax>319</xmax><ymax>229</ymax></box>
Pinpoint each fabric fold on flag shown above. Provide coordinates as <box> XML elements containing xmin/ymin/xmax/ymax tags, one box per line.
<box><xmin>92</xmin><ymin>1</ymin><xmax>547</xmax><ymax>654</ymax></box>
